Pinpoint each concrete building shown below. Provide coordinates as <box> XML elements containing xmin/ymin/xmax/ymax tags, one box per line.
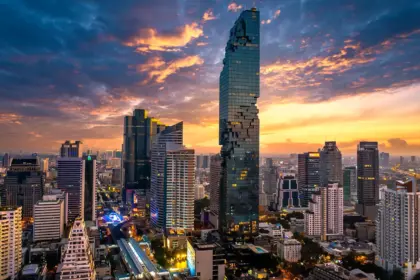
<box><xmin>60</xmin><ymin>140</ymin><xmax>83</xmax><ymax>158</ymax></box>
<box><xmin>379</xmin><ymin>152</ymin><xmax>390</xmax><ymax>168</ymax></box>
<box><xmin>310</xmin><ymin>263</ymin><xmax>375</xmax><ymax>280</ymax></box>
<box><xmin>277</xmin><ymin>239</ymin><xmax>302</xmax><ymax>263</ymax></box>
<box><xmin>33</xmin><ymin>195</ymin><xmax>65</xmax><ymax>242</ymax></box>
<box><xmin>187</xmin><ymin>238</ymin><xmax>225</xmax><ymax>280</ymax></box>
<box><xmin>60</xmin><ymin>218</ymin><xmax>96</xmax><ymax>280</ymax></box>
<box><xmin>298</xmin><ymin>152</ymin><xmax>320</xmax><ymax>207</ymax></box>
<box><xmin>320</xmin><ymin>141</ymin><xmax>343</xmax><ymax>186</ymax></box>
<box><xmin>343</xmin><ymin>166</ymin><xmax>357</xmax><ymax>205</ymax></box>
<box><xmin>2</xmin><ymin>153</ymin><xmax>11</xmax><ymax>168</ymax></box>
<box><xmin>3</xmin><ymin>156</ymin><xmax>44</xmax><ymax>218</ymax></box>
<box><xmin>356</xmin><ymin>142</ymin><xmax>379</xmax><ymax>220</ymax></box>
<box><xmin>195</xmin><ymin>184</ymin><xmax>205</xmax><ymax>200</ymax></box>
<box><xmin>275</xmin><ymin>175</ymin><xmax>300</xmax><ymax>210</ymax></box>
<box><xmin>263</xmin><ymin>158</ymin><xmax>278</xmax><ymax>199</ymax></box>
<box><xmin>0</xmin><ymin>206</ymin><xmax>22</xmax><ymax>280</ymax></box>
<box><xmin>209</xmin><ymin>154</ymin><xmax>222</xmax><ymax>215</ymax></box>
<box><xmin>304</xmin><ymin>183</ymin><xmax>343</xmax><ymax>241</ymax></box>
<box><xmin>57</xmin><ymin>158</ymin><xmax>85</xmax><ymax>222</ymax></box>
<box><xmin>376</xmin><ymin>179</ymin><xmax>420</xmax><ymax>279</ymax></box>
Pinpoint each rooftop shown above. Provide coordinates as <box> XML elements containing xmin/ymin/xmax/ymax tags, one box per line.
<box><xmin>22</xmin><ymin>264</ymin><xmax>40</xmax><ymax>275</ymax></box>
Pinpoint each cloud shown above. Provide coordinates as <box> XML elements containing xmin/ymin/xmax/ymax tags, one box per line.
<box><xmin>261</xmin><ymin>9</ymin><xmax>281</xmax><ymax>25</ymax></box>
<box><xmin>124</xmin><ymin>22</ymin><xmax>203</xmax><ymax>52</ymax></box>
<box><xmin>137</xmin><ymin>55</ymin><xmax>204</xmax><ymax>84</ymax></box>
<box><xmin>228</xmin><ymin>2</ymin><xmax>243</xmax><ymax>12</ymax></box>
<box><xmin>202</xmin><ymin>9</ymin><xmax>216</xmax><ymax>22</ymax></box>
<box><xmin>0</xmin><ymin>113</ymin><xmax>22</xmax><ymax>125</ymax></box>
<box><xmin>196</xmin><ymin>42</ymin><xmax>208</xmax><ymax>46</ymax></box>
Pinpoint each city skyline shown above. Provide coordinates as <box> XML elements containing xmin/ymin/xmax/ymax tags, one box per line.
<box><xmin>0</xmin><ymin>1</ymin><xmax>420</xmax><ymax>155</ymax></box>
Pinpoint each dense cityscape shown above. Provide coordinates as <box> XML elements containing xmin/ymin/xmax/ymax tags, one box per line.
<box><xmin>1</xmin><ymin>2</ymin><xmax>420</xmax><ymax>280</ymax></box>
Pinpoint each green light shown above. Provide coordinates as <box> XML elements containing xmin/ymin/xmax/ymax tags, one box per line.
<box><xmin>87</xmin><ymin>155</ymin><xmax>91</xmax><ymax>161</ymax></box>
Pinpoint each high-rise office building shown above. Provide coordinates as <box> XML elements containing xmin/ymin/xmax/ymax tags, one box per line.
<box><xmin>60</xmin><ymin>140</ymin><xmax>83</xmax><ymax>158</ymax></box>
<box><xmin>2</xmin><ymin>153</ymin><xmax>11</xmax><ymax>168</ymax></box>
<box><xmin>33</xmin><ymin>195</ymin><xmax>65</xmax><ymax>242</ymax></box>
<box><xmin>298</xmin><ymin>152</ymin><xmax>320</xmax><ymax>207</ymax></box>
<box><xmin>2</xmin><ymin>156</ymin><xmax>43</xmax><ymax>218</ymax></box>
<box><xmin>123</xmin><ymin>109</ymin><xmax>165</xmax><ymax>203</ymax></box>
<box><xmin>196</xmin><ymin>155</ymin><xmax>211</xmax><ymax>169</ymax></box>
<box><xmin>82</xmin><ymin>155</ymin><xmax>96</xmax><ymax>222</ymax></box>
<box><xmin>320</xmin><ymin>141</ymin><xmax>342</xmax><ymax>186</ymax></box>
<box><xmin>263</xmin><ymin>158</ymin><xmax>278</xmax><ymax>202</ymax></box>
<box><xmin>400</xmin><ymin>156</ymin><xmax>405</xmax><ymax>166</ymax></box>
<box><xmin>376</xmin><ymin>179</ymin><xmax>420</xmax><ymax>279</ymax></box>
<box><xmin>275</xmin><ymin>175</ymin><xmax>300</xmax><ymax>211</ymax></box>
<box><xmin>60</xmin><ymin>218</ymin><xmax>96</xmax><ymax>280</ymax></box>
<box><xmin>0</xmin><ymin>206</ymin><xmax>22</xmax><ymax>279</ymax></box>
<box><xmin>411</xmin><ymin>156</ymin><xmax>416</xmax><ymax>163</ymax></box>
<box><xmin>356</xmin><ymin>142</ymin><xmax>379</xmax><ymax>220</ymax></box>
<box><xmin>209</xmin><ymin>154</ymin><xmax>222</xmax><ymax>215</ymax></box>
<box><xmin>57</xmin><ymin>158</ymin><xmax>85</xmax><ymax>222</ymax></box>
<box><xmin>219</xmin><ymin>8</ymin><xmax>260</xmax><ymax>237</ymax></box>
<box><xmin>150</xmin><ymin>122</ymin><xmax>183</xmax><ymax>229</ymax></box>
<box><xmin>165</xmin><ymin>145</ymin><xmax>195</xmax><ymax>232</ymax></box>
<box><xmin>195</xmin><ymin>184</ymin><xmax>205</xmax><ymax>200</ymax></box>
<box><xmin>40</xmin><ymin>158</ymin><xmax>49</xmax><ymax>174</ymax></box>
<box><xmin>304</xmin><ymin>183</ymin><xmax>343</xmax><ymax>241</ymax></box>
<box><xmin>379</xmin><ymin>152</ymin><xmax>390</xmax><ymax>168</ymax></box>
<box><xmin>343</xmin><ymin>166</ymin><xmax>357</xmax><ymax>205</ymax></box>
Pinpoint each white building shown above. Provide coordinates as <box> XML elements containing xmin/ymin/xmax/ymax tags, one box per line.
<box><xmin>0</xmin><ymin>206</ymin><xmax>22</xmax><ymax>279</ymax></box>
<box><xmin>57</xmin><ymin>158</ymin><xmax>85</xmax><ymax>222</ymax></box>
<box><xmin>187</xmin><ymin>238</ymin><xmax>225</xmax><ymax>280</ymax></box>
<box><xmin>376</xmin><ymin>179</ymin><xmax>420</xmax><ymax>279</ymax></box>
<box><xmin>165</xmin><ymin>145</ymin><xmax>195</xmax><ymax>232</ymax></box>
<box><xmin>304</xmin><ymin>183</ymin><xmax>343</xmax><ymax>240</ymax></box>
<box><xmin>195</xmin><ymin>184</ymin><xmax>205</xmax><ymax>200</ymax></box>
<box><xmin>33</xmin><ymin>195</ymin><xmax>65</xmax><ymax>242</ymax></box>
<box><xmin>277</xmin><ymin>239</ymin><xmax>302</xmax><ymax>263</ymax></box>
<box><xmin>60</xmin><ymin>218</ymin><xmax>96</xmax><ymax>280</ymax></box>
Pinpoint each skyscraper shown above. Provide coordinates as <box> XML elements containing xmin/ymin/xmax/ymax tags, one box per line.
<box><xmin>319</xmin><ymin>141</ymin><xmax>342</xmax><ymax>186</ymax></box>
<box><xmin>356</xmin><ymin>142</ymin><xmax>379</xmax><ymax>220</ymax></box>
<box><xmin>343</xmin><ymin>166</ymin><xmax>357</xmax><ymax>205</ymax></box>
<box><xmin>209</xmin><ymin>154</ymin><xmax>222</xmax><ymax>215</ymax></box>
<box><xmin>298</xmin><ymin>152</ymin><xmax>320</xmax><ymax>207</ymax></box>
<box><xmin>33</xmin><ymin>195</ymin><xmax>65</xmax><ymax>242</ymax></box>
<box><xmin>304</xmin><ymin>183</ymin><xmax>343</xmax><ymax>241</ymax></box>
<box><xmin>219</xmin><ymin>8</ymin><xmax>260</xmax><ymax>237</ymax></box>
<box><xmin>379</xmin><ymin>152</ymin><xmax>390</xmax><ymax>168</ymax></box>
<box><xmin>0</xmin><ymin>206</ymin><xmax>22</xmax><ymax>279</ymax></box>
<box><xmin>263</xmin><ymin>158</ymin><xmax>278</xmax><ymax>203</ymax></box>
<box><xmin>275</xmin><ymin>175</ymin><xmax>300</xmax><ymax>210</ymax></box>
<box><xmin>123</xmin><ymin>109</ymin><xmax>165</xmax><ymax>203</ymax></box>
<box><xmin>60</xmin><ymin>218</ymin><xmax>96</xmax><ymax>280</ymax></box>
<box><xmin>2</xmin><ymin>152</ymin><xmax>11</xmax><ymax>168</ymax></box>
<box><xmin>376</xmin><ymin>179</ymin><xmax>420</xmax><ymax>278</ymax></box>
<box><xmin>57</xmin><ymin>158</ymin><xmax>85</xmax><ymax>222</ymax></box>
<box><xmin>2</xmin><ymin>156</ymin><xmax>44</xmax><ymax>218</ymax></box>
<box><xmin>150</xmin><ymin>122</ymin><xmax>183</xmax><ymax>229</ymax></box>
<box><xmin>60</xmin><ymin>140</ymin><xmax>83</xmax><ymax>158</ymax></box>
<box><xmin>82</xmin><ymin>155</ymin><xmax>97</xmax><ymax>222</ymax></box>
<box><xmin>165</xmin><ymin>145</ymin><xmax>195</xmax><ymax>232</ymax></box>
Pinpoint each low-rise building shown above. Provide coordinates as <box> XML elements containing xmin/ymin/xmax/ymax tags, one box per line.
<box><xmin>309</xmin><ymin>263</ymin><xmax>375</xmax><ymax>280</ymax></box>
<box><xmin>187</xmin><ymin>237</ymin><xmax>225</xmax><ymax>280</ymax></box>
<box><xmin>277</xmin><ymin>239</ymin><xmax>302</xmax><ymax>263</ymax></box>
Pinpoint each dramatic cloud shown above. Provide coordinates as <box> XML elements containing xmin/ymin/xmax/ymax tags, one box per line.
<box><xmin>202</xmin><ymin>9</ymin><xmax>216</xmax><ymax>22</ymax></box>
<box><xmin>228</xmin><ymin>3</ymin><xmax>243</xmax><ymax>12</ymax></box>
<box><xmin>124</xmin><ymin>23</ymin><xmax>204</xmax><ymax>52</ymax></box>
<box><xmin>137</xmin><ymin>55</ymin><xmax>204</xmax><ymax>84</ymax></box>
<box><xmin>261</xmin><ymin>9</ymin><xmax>280</xmax><ymax>25</ymax></box>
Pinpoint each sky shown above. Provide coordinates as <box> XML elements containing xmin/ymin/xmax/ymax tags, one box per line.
<box><xmin>0</xmin><ymin>0</ymin><xmax>420</xmax><ymax>155</ymax></box>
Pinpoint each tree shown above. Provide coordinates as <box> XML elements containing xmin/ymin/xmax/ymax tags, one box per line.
<box><xmin>194</xmin><ymin>197</ymin><xmax>210</xmax><ymax>216</ymax></box>
<box><xmin>412</xmin><ymin>273</ymin><xmax>420</xmax><ymax>280</ymax></box>
<box><xmin>301</xmin><ymin>240</ymin><xmax>323</xmax><ymax>262</ymax></box>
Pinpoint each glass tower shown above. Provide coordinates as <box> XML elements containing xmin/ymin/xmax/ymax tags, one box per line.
<box><xmin>219</xmin><ymin>8</ymin><xmax>260</xmax><ymax>238</ymax></box>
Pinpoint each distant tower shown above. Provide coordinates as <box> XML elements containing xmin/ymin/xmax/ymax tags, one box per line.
<box><xmin>60</xmin><ymin>140</ymin><xmax>83</xmax><ymax>158</ymax></box>
<box><xmin>0</xmin><ymin>206</ymin><xmax>22</xmax><ymax>279</ymax></box>
<box><xmin>356</xmin><ymin>142</ymin><xmax>379</xmax><ymax>220</ymax></box>
<box><xmin>343</xmin><ymin>166</ymin><xmax>357</xmax><ymax>205</ymax></box>
<box><xmin>379</xmin><ymin>152</ymin><xmax>390</xmax><ymax>168</ymax></box>
<box><xmin>57</xmin><ymin>158</ymin><xmax>85</xmax><ymax>222</ymax></box>
<box><xmin>33</xmin><ymin>195</ymin><xmax>65</xmax><ymax>242</ymax></box>
<box><xmin>298</xmin><ymin>152</ymin><xmax>320</xmax><ymax>207</ymax></box>
<box><xmin>2</xmin><ymin>153</ymin><xmax>11</xmax><ymax>168</ymax></box>
<box><xmin>3</xmin><ymin>156</ymin><xmax>44</xmax><ymax>218</ymax></box>
<box><xmin>209</xmin><ymin>154</ymin><xmax>222</xmax><ymax>215</ymax></box>
<box><xmin>82</xmin><ymin>155</ymin><xmax>97</xmax><ymax>222</ymax></box>
<box><xmin>60</xmin><ymin>218</ymin><xmax>96</xmax><ymax>280</ymax></box>
<box><xmin>320</xmin><ymin>141</ymin><xmax>343</xmax><ymax>186</ymax></box>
